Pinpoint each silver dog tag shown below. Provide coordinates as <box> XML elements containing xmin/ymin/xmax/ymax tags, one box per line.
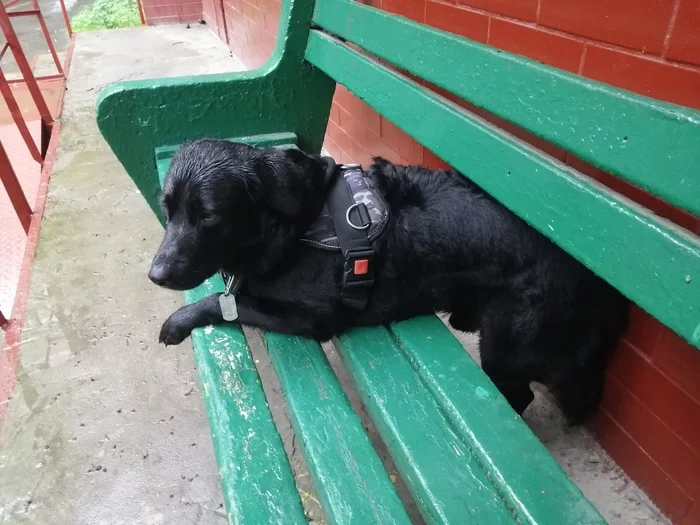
<box><xmin>219</xmin><ymin>293</ymin><xmax>238</xmax><ymax>321</ymax></box>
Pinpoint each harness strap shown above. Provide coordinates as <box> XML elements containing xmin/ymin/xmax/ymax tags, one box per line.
<box><xmin>327</xmin><ymin>164</ymin><xmax>375</xmax><ymax>310</ymax></box>
<box><xmin>219</xmin><ymin>161</ymin><xmax>376</xmax><ymax>315</ymax></box>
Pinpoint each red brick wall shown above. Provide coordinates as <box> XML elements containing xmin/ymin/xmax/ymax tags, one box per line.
<box><xmin>142</xmin><ymin>0</ymin><xmax>203</xmax><ymax>25</ymax></box>
<box><xmin>202</xmin><ymin>0</ymin><xmax>218</xmax><ymax>34</ymax></box>
<box><xmin>202</xmin><ymin>0</ymin><xmax>230</xmax><ymax>41</ymax></box>
<box><xmin>215</xmin><ymin>0</ymin><xmax>280</xmax><ymax>67</ymax></box>
<box><xmin>207</xmin><ymin>1</ymin><xmax>700</xmax><ymax>522</ymax></box>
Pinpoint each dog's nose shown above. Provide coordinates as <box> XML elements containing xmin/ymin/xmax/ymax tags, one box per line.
<box><xmin>148</xmin><ymin>264</ymin><xmax>171</xmax><ymax>287</ymax></box>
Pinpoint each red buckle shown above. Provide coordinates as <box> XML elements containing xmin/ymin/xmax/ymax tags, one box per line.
<box><xmin>353</xmin><ymin>259</ymin><xmax>369</xmax><ymax>275</ymax></box>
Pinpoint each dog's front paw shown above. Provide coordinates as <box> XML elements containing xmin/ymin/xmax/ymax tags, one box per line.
<box><xmin>159</xmin><ymin>313</ymin><xmax>192</xmax><ymax>346</ymax></box>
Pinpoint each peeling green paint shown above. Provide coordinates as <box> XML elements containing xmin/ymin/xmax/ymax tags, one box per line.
<box><xmin>390</xmin><ymin>317</ymin><xmax>605</xmax><ymax>524</ymax></box>
<box><xmin>264</xmin><ymin>333</ymin><xmax>412</xmax><ymax>525</ymax></box>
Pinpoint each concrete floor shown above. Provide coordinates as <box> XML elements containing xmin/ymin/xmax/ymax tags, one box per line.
<box><xmin>0</xmin><ymin>25</ymin><xmax>671</xmax><ymax>525</ymax></box>
<box><xmin>0</xmin><ymin>26</ymin><xmax>239</xmax><ymax>525</ymax></box>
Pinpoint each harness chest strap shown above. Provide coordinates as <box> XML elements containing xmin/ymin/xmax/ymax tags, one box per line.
<box><xmin>326</xmin><ymin>163</ymin><xmax>376</xmax><ymax>310</ymax></box>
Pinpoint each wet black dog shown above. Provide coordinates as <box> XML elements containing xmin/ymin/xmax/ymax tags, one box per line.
<box><xmin>149</xmin><ymin>139</ymin><xmax>628</xmax><ymax>422</ymax></box>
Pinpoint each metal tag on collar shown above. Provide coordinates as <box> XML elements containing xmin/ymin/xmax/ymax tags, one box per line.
<box><xmin>219</xmin><ymin>274</ymin><xmax>240</xmax><ymax>322</ymax></box>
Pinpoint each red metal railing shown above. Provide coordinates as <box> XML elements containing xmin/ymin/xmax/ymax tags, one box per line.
<box><xmin>0</xmin><ymin>67</ymin><xmax>42</xmax><ymax>162</ymax></box>
<box><xmin>0</xmin><ymin>140</ymin><xmax>31</xmax><ymax>232</ymax></box>
<box><xmin>1</xmin><ymin>0</ymin><xmax>71</xmax><ymax>85</ymax></box>
<box><xmin>0</xmin><ymin>0</ymin><xmax>72</xmax><ymax>328</ymax></box>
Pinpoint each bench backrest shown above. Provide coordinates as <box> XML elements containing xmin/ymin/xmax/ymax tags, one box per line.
<box><xmin>298</xmin><ymin>0</ymin><xmax>700</xmax><ymax>349</ymax></box>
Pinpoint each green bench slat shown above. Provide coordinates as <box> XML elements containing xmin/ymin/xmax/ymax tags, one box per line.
<box><xmin>185</xmin><ymin>281</ymin><xmax>307</xmax><ymax>525</ymax></box>
<box><xmin>155</xmin><ymin>132</ymin><xmax>299</xmax><ymax>176</ymax></box>
<box><xmin>305</xmin><ymin>30</ymin><xmax>700</xmax><ymax>350</ymax></box>
<box><xmin>157</xmin><ymin>151</ymin><xmax>307</xmax><ymax>525</ymax></box>
<box><xmin>391</xmin><ymin>317</ymin><xmax>606</xmax><ymax>525</ymax></box>
<box><xmin>336</xmin><ymin>325</ymin><xmax>522</xmax><ymax>525</ymax></box>
<box><xmin>313</xmin><ymin>0</ymin><xmax>700</xmax><ymax>216</ymax></box>
<box><xmin>264</xmin><ymin>332</ymin><xmax>412</xmax><ymax>525</ymax></box>
<box><xmin>155</xmin><ymin>132</ymin><xmax>300</xmax><ymax>162</ymax></box>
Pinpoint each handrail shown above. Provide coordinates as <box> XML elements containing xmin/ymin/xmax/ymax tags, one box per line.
<box><xmin>0</xmin><ymin>0</ymin><xmax>72</xmax><ymax>328</ymax></box>
<box><xmin>0</xmin><ymin>68</ymin><xmax>43</xmax><ymax>162</ymax></box>
<box><xmin>0</xmin><ymin>4</ymin><xmax>53</xmax><ymax>139</ymax></box>
<box><xmin>0</xmin><ymin>141</ymin><xmax>31</xmax><ymax>232</ymax></box>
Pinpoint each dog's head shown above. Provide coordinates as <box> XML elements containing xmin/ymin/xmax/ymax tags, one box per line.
<box><xmin>148</xmin><ymin>139</ymin><xmax>326</xmax><ymax>290</ymax></box>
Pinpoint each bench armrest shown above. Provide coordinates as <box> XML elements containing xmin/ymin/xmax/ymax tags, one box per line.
<box><xmin>97</xmin><ymin>0</ymin><xmax>335</xmax><ymax>220</ymax></box>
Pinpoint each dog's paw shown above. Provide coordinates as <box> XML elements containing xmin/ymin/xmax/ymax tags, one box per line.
<box><xmin>159</xmin><ymin>314</ymin><xmax>192</xmax><ymax>346</ymax></box>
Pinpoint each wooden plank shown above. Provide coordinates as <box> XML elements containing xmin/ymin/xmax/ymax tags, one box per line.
<box><xmin>313</xmin><ymin>0</ymin><xmax>700</xmax><ymax>216</ymax></box>
<box><xmin>264</xmin><ymin>332</ymin><xmax>412</xmax><ymax>525</ymax></box>
<box><xmin>305</xmin><ymin>31</ymin><xmax>700</xmax><ymax>349</ymax></box>
<box><xmin>185</xmin><ymin>280</ymin><xmax>307</xmax><ymax>525</ymax></box>
<box><xmin>156</xmin><ymin>160</ymin><xmax>307</xmax><ymax>525</ymax></box>
<box><xmin>390</xmin><ymin>316</ymin><xmax>606</xmax><ymax>525</ymax></box>
<box><xmin>335</xmin><ymin>326</ymin><xmax>519</xmax><ymax>525</ymax></box>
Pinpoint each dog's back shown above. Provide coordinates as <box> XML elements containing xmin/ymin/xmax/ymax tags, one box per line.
<box><xmin>365</xmin><ymin>159</ymin><xmax>628</xmax><ymax>423</ymax></box>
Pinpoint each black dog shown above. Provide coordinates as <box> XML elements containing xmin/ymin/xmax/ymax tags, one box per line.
<box><xmin>149</xmin><ymin>139</ymin><xmax>628</xmax><ymax>423</ymax></box>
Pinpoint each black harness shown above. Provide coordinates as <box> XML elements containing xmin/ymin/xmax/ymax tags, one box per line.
<box><xmin>220</xmin><ymin>159</ymin><xmax>387</xmax><ymax>315</ymax></box>
<box><xmin>316</xmin><ymin>160</ymin><xmax>383</xmax><ymax>309</ymax></box>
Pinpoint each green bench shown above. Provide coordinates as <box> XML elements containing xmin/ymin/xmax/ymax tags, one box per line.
<box><xmin>97</xmin><ymin>0</ymin><xmax>700</xmax><ymax>523</ymax></box>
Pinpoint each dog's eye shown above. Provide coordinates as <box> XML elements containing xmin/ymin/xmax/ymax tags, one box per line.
<box><xmin>200</xmin><ymin>210</ymin><xmax>219</xmax><ymax>224</ymax></box>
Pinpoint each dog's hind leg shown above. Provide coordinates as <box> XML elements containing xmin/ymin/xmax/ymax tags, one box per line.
<box><xmin>448</xmin><ymin>303</ymin><xmax>480</xmax><ymax>333</ymax></box>
<box><xmin>549</xmin><ymin>337</ymin><xmax>608</xmax><ymax>425</ymax></box>
<box><xmin>481</xmin><ymin>359</ymin><xmax>535</xmax><ymax>415</ymax></box>
<box><xmin>478</xmin><ymin>298</ymin><xmax>536</xmax><ymax>415</ymax></box>
<box><xmin>552</xmin><ymin>367</ymin><xmax>605</xmax><ymax>425</ymax></box>
<box><xmin>479</xmin><ymin>340</ymin><xmax>535</xmax><ymax>415</ymax></box>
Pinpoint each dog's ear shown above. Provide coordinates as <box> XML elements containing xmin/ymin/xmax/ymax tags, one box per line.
<box><xmin>258</xmin><ymin>149</ymin><xmax>320</xmax><ymax>217</ymax></box>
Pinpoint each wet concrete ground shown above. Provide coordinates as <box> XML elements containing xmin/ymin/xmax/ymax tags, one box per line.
<box><xmin>0</xmin><ymin>25</ymin><xmax>671</xmax><ymax>525</ymax></box>
<box><xmin>0</xmin><ymin>26</ymin><xmax>239</xmax><ymax>525</ymax></box>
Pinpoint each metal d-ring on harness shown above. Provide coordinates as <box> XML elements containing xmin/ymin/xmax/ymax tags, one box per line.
<box><xmin>345</xmin><ymin>203</ymin><xmax>371</xmax><ymax>231</ymax></box>
<box><xmin>327</xmin><ymin>163</ymin><xmax>376</xmax><ymax>310</ymax></box>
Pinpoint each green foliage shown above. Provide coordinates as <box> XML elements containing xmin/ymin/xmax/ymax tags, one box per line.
<box><xmin>71</xmin><ymin>0</ymin><xmax>142</xmax><ymax>32</ymax></box>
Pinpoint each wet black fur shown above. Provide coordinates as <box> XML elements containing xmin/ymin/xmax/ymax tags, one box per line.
<box><xmin>149</xmin><ymin>139</ymin><xmax>628</xmax><ymax>423</ymax></box>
